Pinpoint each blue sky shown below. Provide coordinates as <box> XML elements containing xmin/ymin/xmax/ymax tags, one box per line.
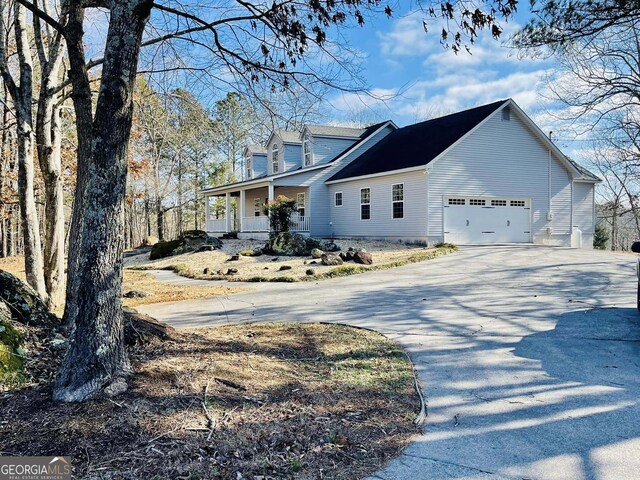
<box><xmin>324</xmin><ymin>4</ymin><xmax>565</xmax><ymax>140</ymax></box>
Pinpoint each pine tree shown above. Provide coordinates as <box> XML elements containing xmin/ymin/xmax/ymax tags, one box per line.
<box><xmin>593</xmin><ymin>223</ymin><xmax>609</xmax><ymax>250</ymax></box>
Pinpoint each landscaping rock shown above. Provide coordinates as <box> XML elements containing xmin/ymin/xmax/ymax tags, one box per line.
<box><xmin>239</xmin><ymin>249</ymin><xmax>262</xmax><ymax>257</ymax></box>
<box><xmin>306</xmin><ymin>269</ymin><xmax>316</xmax><ymax>276</ymax></box>
<box><xmin>195</xmin><ymin>244</ymin><xmax>216</xmax><ymax>252</ymax></box>
<box><xmin>150</xmin><ymin>230</ymin><xmax>222</xmax><ymax>260</ymax></box>
<box><xmin>353</xmin><ymin>251</ymin><xmax>373</xmax><ymax>265</ymax></box>
<box><xmin>324</xmin><ymin>242</ymin><xmax>341</xmax><ymax>253</ymax></box>
<box><xmin>229</xmin><ymin>255</ymin><xmax>240</xmax><ymax>261</ymax></box>
<box><xmin>279</xmin><ymin>265</ymin><xmax>292</xmax><ymax>271</ymax></box>
<box><xmin>203</xmin><ymin>268</ymin><xmax>210</xmax><ymax>275</ymax></box>
<box><xmin>311</xmin><ymin>248</ymin><xmax>324</xmax><ymax>259</ymax></box>
<box><xmin>123</xmin><ymin>290</ymin><xmax>153</xmax><ymax>299</ymax></box>
<box><xmin>263</xmin><ymin>232</ymin><xmax>339</xmax><ymax>257</ymax></box>
<box><xmin>272</xmin><ymin>257</ymin><xmax>279</xmax><ymax>262</ymax></box>
<box><xmin>0</xmin><ymin>270</ymin><xmax>57</xmax><ymax>326</ymax></box>
<box><xmin>321</xmin><ymin>253</ymin><xmax>343</xmax><ymax>266</ymax></box>
<box><xmin>226</xmin><ymin>268</ymin><xmax>238</xmax><ymax>275</ymax></box>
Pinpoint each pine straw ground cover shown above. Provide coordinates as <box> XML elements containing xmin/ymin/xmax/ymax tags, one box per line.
<box><xmin>1</xmin><ymin>323</ymin><xmax>420</xmax><ymax>479</ymax></box>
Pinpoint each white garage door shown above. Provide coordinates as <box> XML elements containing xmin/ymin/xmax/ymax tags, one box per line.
<box><xmin>443</xmin><ymin>196</ymin><xmax>531</xmax><ymax>244</ymax></box>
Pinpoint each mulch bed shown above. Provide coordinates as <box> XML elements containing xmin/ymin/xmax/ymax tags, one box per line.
<box><xmin>1</xmin><ymin>322</ymin><xmax>420</xmax><ymax>479</ymax></box>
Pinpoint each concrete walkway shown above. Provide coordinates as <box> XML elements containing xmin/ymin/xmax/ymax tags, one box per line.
<box><xmin>139</xmin><ymin>245</ymin><xmax>640</xmax><ymax>480</ymax></box>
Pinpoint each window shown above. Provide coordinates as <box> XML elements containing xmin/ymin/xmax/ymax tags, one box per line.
<box><xmin>246</xmin><ymin>154</ymin><xmax>252</xmax><ymax>180</ymax></box>
<box><xmin>360</xmin><ymin>188</ymin><xmax>371</xmax><ymax>220</ymax></box>
<box><xmin>511</xmin><ymin>200</ymin><xmax>526</xmax><ymax>207</ymax></box>
<box><xmin>502</xmin><ymin>107</ymin><xmax>511</xmax><ymax>121</ymax></box>
<box><xmin>470</xmin><ymin>199</ymin><xmax>486</xmax><ymax>206</ymax></box>
<box><xmin>297</xmin><ymin>192</ymin><xmax>306</xmax><ymax>217</ymax></box>
<box><xmin>335</xmin><ymin>192</ymin><xmax>343</xmax><ymax>207</ymax></box>
<box><xmin>303</xmin><ymin>133</ymin><xmax>313</xmax><ymax>167</ymax></box>
<box><xmin>392</xmin><ymin>183</ymin><xmax>404</xmax><ymax>219</ymax></box>
<box><xmin>271</xmin><ymin>144</ymin><xmax>279</xmax><ymax>173</ymax></box>
<box><xmin>448</xmin><ymin>198</ymin><xmax>465</xmax><ymax>205</ymax></box>
<box><xmin>254</xmin><ymin>198</ymin><xmax>261</xmax><ymax>217</ymax></box>
<box><xmin>491</xmin><ymin>199</ymin><xmax>507</xmax><ymax>206</ymax></box>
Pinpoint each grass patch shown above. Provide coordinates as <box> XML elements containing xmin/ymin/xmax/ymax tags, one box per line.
<box><xmin>0</xmin><ymin>321</ymin><xmax>26</xmax><ymax>388</ymax></box>
<box><xmin>2</xmin><ymin>322</ymin><xmax>420</xmax><ymax>479</ymax></box>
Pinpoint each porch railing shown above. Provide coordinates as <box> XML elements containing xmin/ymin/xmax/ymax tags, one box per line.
<box><xmin>208</xmin><ymin>215</ymin><xmax>310</xmax><ymax>233</ymax></box>
<box><xmin>242</xmin><ymin>216</ymin><xmax>269</xmax><ymax>232</ymax></box>
<box><xmin>207</xmin><ymin>219</ymin><xmax>226</xmax><ymax>232</ymax></box>
<box><xmin>291</xmin><ymin>214</ymin><xmax>310</xmax><ymax>232</ymax></box>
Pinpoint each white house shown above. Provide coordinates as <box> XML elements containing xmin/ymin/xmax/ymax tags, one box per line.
<box><xmin>203</xmin><ymin>99</ymin><xmax>600</xmax><ymax>248</ymax></box>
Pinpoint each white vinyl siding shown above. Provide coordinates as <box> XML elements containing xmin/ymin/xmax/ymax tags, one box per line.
<box><xmin>273</xmin><ymin>123</ymin><xmax>396</xmax><ymax>237</ymax></box>
<box><xmin>283</xmin><ymin>143</ymin><xmax>302</xmax><ymax>172</ymax></box>
<box><xmin>309</xmin><ymin>136</ymin><xmax>357</xmax><ymax>165</ymax></box>
<box><xmin>242</xmin><ymin>187</ymin><xmax>268</xmax><ymax>218</ymax></box>
<box><xmin>427</xmin><ymin>109</ymin><xmax>574</xmax><ymax>246</ymax></box>
<box><xmin>251</xmin><ymin>153</ymin><xmax>268</xmax><ymax>177</ymax></box>
<box><xmin>572</xmin><ymin>182</ymin><xmax>595</xmax><ymax>248</ymax></box>
<box><xmin>328</xmin><ymin>170</ymin><xmax>428</xmax><ymax>239</ymax></box>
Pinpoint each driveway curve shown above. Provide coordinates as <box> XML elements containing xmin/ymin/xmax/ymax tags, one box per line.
<box><xmin>139</xmin><ymin>245</ymin><xmax>640</xmax><ymax>480</ymax></box>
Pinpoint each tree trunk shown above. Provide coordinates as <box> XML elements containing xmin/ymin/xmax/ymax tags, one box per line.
<box><xmin>11</xmin><ymin>1</ymin><xmax>48</xmax><ymax>302</ymax></box>
<box><xmin>36</xmin><ymin>52</ymin><xmax>66</xmax><ymax>310</ymax></box>
<box><xmin>62</xmin><ymin>3</ymin><xmax>97</xmax><ymax>328</ymax></box>
<box><xmin>54</xmin><ymin>0</ymin><xmax>152</xmax><ymax>402</ymax></box>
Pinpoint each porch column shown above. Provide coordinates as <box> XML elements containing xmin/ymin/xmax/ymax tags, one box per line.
<box><xmin>225</xmin><ymin>192</ymin><xmax>231</xmax><ymax>233</ymax></box>
<box><xmin>268</xmin><ymin>183</ymin><xmax>274</xmax><ymax>202</ymax></box>
<box><xmin>204</xmin><ymin>196</ymin><xmax>210</xmax><ymax>232</ymax></box>
<box><xmin>239</xmin><ymin>190</ymin><xmax>245</xmax><ymax>232</ymax></box>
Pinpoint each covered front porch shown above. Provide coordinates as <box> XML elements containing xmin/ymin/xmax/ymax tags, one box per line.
<box><xmin>204</xmin><ymin>182</ymin><xmax>310</xmax><ymax>238</ymax></box>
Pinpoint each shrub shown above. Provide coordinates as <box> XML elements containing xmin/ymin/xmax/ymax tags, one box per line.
<box><xmin>264</xmin><ymin>195</ymin><xmax>297</xmax><ymax>233</ymax></box>
<box><xmin>593</xmin><ymin>223</ymin><xmax>608</xmax><ymax>250</ymax></box>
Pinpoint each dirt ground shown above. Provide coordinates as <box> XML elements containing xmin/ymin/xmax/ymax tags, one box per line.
<box><xmin>126</xmin><ymin>238</ymin><xmax>435</xmax><ymax>281</ymax></box>
<box><xmin>1</xmin><ymin>322</ymin><xmax>420</xmax><ymax>479</ymax></box>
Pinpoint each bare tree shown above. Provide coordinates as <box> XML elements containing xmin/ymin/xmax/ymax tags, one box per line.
<box><xmin>19</xmin><ymin>0</ymin><xmax>516</xmax><ymax>401</ymax></box>
<box><xmin>0</xmin><ymin>0</ymin><xmax>48</xmax><ymax>301</ymax></box>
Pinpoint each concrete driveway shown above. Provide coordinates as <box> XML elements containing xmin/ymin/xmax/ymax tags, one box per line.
<box><xmin>139</xmin><ymin>245</ymin><xmax>640</xmax><ymax>480</ymax></box>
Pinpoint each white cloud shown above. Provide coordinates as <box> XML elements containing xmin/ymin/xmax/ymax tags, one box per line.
<box><xmin>377</xmin><ymin>13</ymin><xmax>433</xmax><ymax>57</ymax></box>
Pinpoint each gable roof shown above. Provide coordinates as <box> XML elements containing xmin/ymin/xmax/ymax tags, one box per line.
<box><xmin>202</xmin><ymin>121</ymin><xmax>394</xmax><ymax>195</ymax></box>
<box><xmin>566</xmin><ymin>157</ymin><xmax>601</xmax><ymax>182</ymax></box>
<box><xmin>328</xmin><ymin>100</ymin><xmax>508</xmax><ymax>182</ymax></box>
<box><xmin>305</xmin><ymin>125</ymin><xmax>366</xmax><ymax>139</ymax></box>
<box><xmin>278</xmin><ymin>130</ymin><xmax>302</xmax><ymax>144</ymax></box>
<box><xmin>244</xmin><ymin>144</ymin><xmax>267</xmax><ymax>155</ymax></box>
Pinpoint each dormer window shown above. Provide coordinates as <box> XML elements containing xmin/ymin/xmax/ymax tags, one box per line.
<box><xmin>246</xmin><ymin>153</ymin><xmax>252</xmax><ymax>179</ymax></box>
<box><xmin>303</xmin><ymin>133</ymin><xmax>313</xmax><ymax>166</ymax></box>
<box><xmin>271</xmin><ymin>144</ymin><xmax>279</xmax><ymax>174</ymax></box>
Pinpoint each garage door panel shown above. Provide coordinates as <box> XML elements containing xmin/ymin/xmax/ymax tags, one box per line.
<box><xmin>443</xmin><ymin>197</ymin><xmax>530</xmax><ymax>244</ymax></box>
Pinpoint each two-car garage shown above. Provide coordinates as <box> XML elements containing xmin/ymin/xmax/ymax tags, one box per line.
<box><xmin>443</xmin><ymin>196</ymin><xmax>531</xmax><ymax>244</ymax></box>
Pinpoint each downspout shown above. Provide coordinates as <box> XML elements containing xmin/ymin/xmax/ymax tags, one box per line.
<box><xmin>547</xmin><ymin>132</ymin><xmax>553</xmax><ymax>236</ymax></box>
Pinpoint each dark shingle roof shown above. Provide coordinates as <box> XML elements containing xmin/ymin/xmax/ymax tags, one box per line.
<box><xmin>326</xmin><ymin>121</ymin><xmax>391</xmax><ymax>163</ymax></box>
<box><xmin>328</xmin><ymin>100</ymin><xmax>508</xmax><ymax>182</ymax></box>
